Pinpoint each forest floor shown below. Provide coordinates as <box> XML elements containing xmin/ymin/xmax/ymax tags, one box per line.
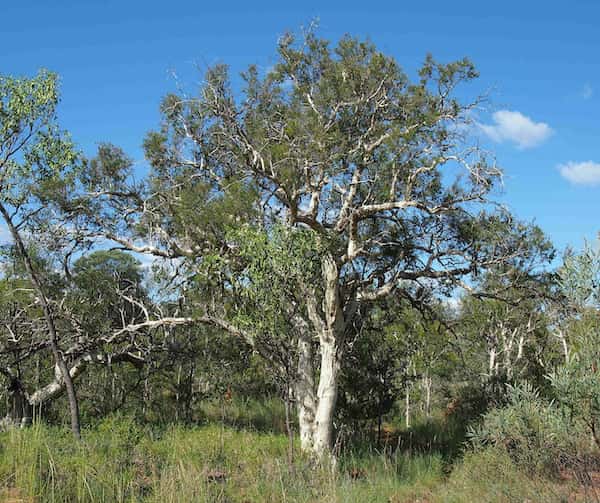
<box><xmin>0</xmin><ymin>418</ymin><xmax>595</xmax><ymax>502</ymax></box>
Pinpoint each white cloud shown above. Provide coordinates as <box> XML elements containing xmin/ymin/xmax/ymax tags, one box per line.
<box><xmin>480</xmin><ymin>110</ymin><xmax>553</xmax><ymax>149</ymax></box>
<box><xmin>559</xmin><ymin>161</ymin><xmax>600</xmax><ymax>186</ymax></box>
<box><xmin>582</xmin><ymin>83</ymin><xmax>593</xmax><ymax>100</ymax></box>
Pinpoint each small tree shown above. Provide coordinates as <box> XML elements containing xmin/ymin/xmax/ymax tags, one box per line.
<box><xmin>549</xmin><ymin>241</ymin><xmax>600</xmax><ymax>448</ymax></box>
<box><xmin>0</xmin><ymin>70</ymin><xmax>82</xmax><ymax>437</ymax></box>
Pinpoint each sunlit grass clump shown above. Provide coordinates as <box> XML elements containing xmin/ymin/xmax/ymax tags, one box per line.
<box><xmin>0</xmin><ymin>417</ymin><xmax>446</xmax><ymax>503</ymax></box>
<box><xmin>0</xmin><ymin>415</ymin><xmax>585</xmax><ymax>502</ymax></box>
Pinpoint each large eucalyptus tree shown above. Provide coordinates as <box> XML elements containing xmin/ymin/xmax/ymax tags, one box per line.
<box><xmin>79</xmin><ymin>31</ymin><xmax>548</xmax><ymax>459</ymax></box>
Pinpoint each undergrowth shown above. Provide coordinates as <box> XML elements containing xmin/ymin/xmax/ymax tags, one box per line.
<box><xmin>0</xmin><ymin>415</ymin><xmax>588</xmax><ymax>502</ymax></box>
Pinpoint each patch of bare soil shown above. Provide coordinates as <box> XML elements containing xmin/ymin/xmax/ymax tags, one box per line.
<box><xmin>559</xmin><ymin>469</ymin><xmax>600</xmax><ymax>502</ymax></box>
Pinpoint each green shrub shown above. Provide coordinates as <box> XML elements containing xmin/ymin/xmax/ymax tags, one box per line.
<box><xmin>467</xmin><ymin>382</ymin><xmax>574</xmax><ymax>476</ymax></box>
<box><xmin>440</xmin><ymin>447</ymin><xmax>569</xmax><ymax>502</ymax></box>
<box><xmin>548</xmin><ymin>330</ymin><xmax>600</xmax><ymax>451</ymax></box>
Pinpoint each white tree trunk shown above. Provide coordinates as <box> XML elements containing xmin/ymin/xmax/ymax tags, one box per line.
<box><xmin>556</xmin><ymin>329</ymin><xmax>570</xmax><ymax>363</ymax></box>
<box><xmin>293</xmin><ymin>254</ymin><xmax>345</xmax><ymax>462</ymax></box>
<box><xmin>295</xmin><ymin>331</ymin><xmax>342</xmax><ymax>461</ymax></box>
<box><xmin>296</xmin><ymin>333</ymin><xmax>317</xmax><ymax>452</ymax></box>
<box><xmin>488</xmin><ymin>347</ymin><xmax>497</xmax><ymax>377</ymax></box>
<box><xmin>517</xmin><ymin>334</ymin><xmax>525</xmax><ymax>361</ymax></box>
<box><xmin>312</xmin><ymin>335</ymin><xmax>340</xmax><ymax>458</ymax></box>
<box><xmin>422</xmin><ymin>373</ymin><xmax>432</xmax><ymax>418</ymax></box>
<box><xmin>405</xmin><ymin>386</ymin><xmax>411</xmax><ymax>429</ymax></box>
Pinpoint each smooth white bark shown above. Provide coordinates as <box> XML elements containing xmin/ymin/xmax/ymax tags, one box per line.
<box><xmin>296</xmin><ymin>333</ymin><xmax>317</xmax><ymax>452</ymax></box>
<box><xmin>294</xmin><ymin>254</ymin><xmax>345</xmax><ymax>461</ymax></box>
<box><xmin>312</xmin><ymin>336</ymin><xmax>340</xmax><ymax>457</ymax></box>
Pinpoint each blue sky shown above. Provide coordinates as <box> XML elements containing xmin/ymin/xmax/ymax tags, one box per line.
<box><xmin>2</xmin><ymin>0</ymin><xmax>598</xmax><ymax>253</ymax></box>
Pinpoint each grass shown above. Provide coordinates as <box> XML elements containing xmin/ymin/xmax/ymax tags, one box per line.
<box><xmin>441</xmin><ymin>448</ymin><xmax>581</xmax><ymax>503</ymax></box>
<box><xmin>0</xmin><ymin>415</ymin><xmax>588</xmax><ymax>502</ymax></box>
<box><xmin>0</xmin><ymin>416</ymin><xmax>443</xmax><ymax>502</ymax></box>
<box><xmin>199</xmin><ymin>396</ymin><xmax>287</xmax><ymax>433</ymax></box>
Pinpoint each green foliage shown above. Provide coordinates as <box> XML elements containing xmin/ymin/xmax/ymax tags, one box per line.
<box><xmin>137</xmin><ymin>26</ymin><xmax>546</xmax><ymax>305</ymax></box>
<box><xmin>199</xmin><ymin>396</ymin><xmax>287</xmax><ymax>433</ymax></box>
<box><xmin>468</xmin><ymin>383</ymin><xmax>575</xmax><ymax>476</ymax></box>
<box><xmin>0</xmin><ymin>36</ymin><xmax>580</xmax><ymax>499</ymax></box>
<box><xmin>1</xmin><ymin>417</ymin><xmax>584</xmax><ymax>502</ymax></box>
<box><xmin>0</xmin><ymin>70</ymin><xmax>79</xmax><ymax>207</ymax></box>
<box><xmin>549</xmin><ymin>350</ymin><xmax>600</xmax><ymax>447</ymax></box>
<box><xmin>68</xmin><ymin>250</ymin><xmax>147</xmax><ymax>335</ymax></box>
<box><xmin>548</xmin><ymin>315</ymin><xmax>600</xmax><ymax>449</ymax></box>
<box><xmin>442</xmin><ymin>447</ymin><xmax>570</xmax><ymax>502</ymax></box>
<box><xmin>0</xmin><ymin>419</ymin><xmax>446</xmax><ymax>503</ymax></box>
<box><xmin>559</xmin><ymin>241</ymin><xmax>600</xmax><ymax>309</ymax></box>
<box><xmin>229</xmin><ymin>224</ymin><xmax>323</xmax><ymax>333</ymax></box>
<box><xmin>550</xmin><ymin>240</ymin><xmax>600</xmax><ymax>448</ymax></box>
<box><xmin>443</xmin><ymin>381</ymin><xmax>502</xmax><ymax>430</ymax></box>
<box><xmin>85</xmin><ymin>143</ymin><xmax>133</xmax><ymax>189</ymax></box>
<box><xmin>338</xmin><ymin>306</ymin><xmax>409</xmax><ymax>424</ymax></box>
<box><xmin>338</xmin><ymin>299</ymin><xmax>452</xmax><ymax>429</ymax></box>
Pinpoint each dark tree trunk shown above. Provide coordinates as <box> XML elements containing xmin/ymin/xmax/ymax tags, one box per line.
<box><xmin>0</xmin><ymin>203</ymin><xmax>81</xmax><ymax>439</ymax></box>
<box><xmin>7</xmin><ymin>378</ymin><xmax>32</xmax><ymax>427</ymax></box>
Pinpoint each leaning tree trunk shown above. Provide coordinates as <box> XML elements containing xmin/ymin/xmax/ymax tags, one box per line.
<box><xmin>0</xmin><ymin>203</ymin><xmax>81</xmax><ymax>439</ymax></box>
